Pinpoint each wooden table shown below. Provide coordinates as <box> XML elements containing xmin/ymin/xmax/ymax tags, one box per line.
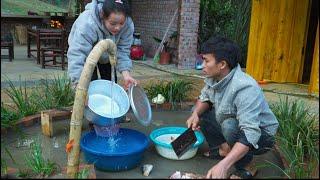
<box><xmin>27</xmin><ymin>28</ymin><xmax>66</xmax><ymax>64</ymax></box>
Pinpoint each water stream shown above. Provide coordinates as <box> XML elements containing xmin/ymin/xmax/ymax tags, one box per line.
<box><xmin>104</xmin><ymin>65</ymin><xmax>118</xmax><ymax>150</ymax></box>
<box><xmin>91</xmin><ymin>65</ymin><xmax>120</xmax><ymax>149</ymax></box>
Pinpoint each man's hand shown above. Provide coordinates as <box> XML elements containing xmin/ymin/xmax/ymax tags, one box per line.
<box><xmin>186</xmin><ymin>100</ymin><xmax>210</xmax><ymax>130</ymax></box>
<box><xmin>206</xmin><ymin>142</ymin><xmax>250</xmax><ymax>179</ymax></box>
<box><xmin>206</xmin><ymin>162</ymin><xmax>229</xmax><ymax>179</ymax></box>
<box><xmin>186</xmin><ymin>112</ymin><xmax>200</xmax><ymax>131</ymax></box>
<box><xmin>122</xmin><ymin>71</ymin><xmax>137</xmax><ymax>90</ymax></box>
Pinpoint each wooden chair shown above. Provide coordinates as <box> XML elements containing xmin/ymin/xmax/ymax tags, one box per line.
<box><xmin>40</xmin><ymin>29</ymin><xmax>68</xmax><ymax>70</ymax></box>
<box><xmin>1</xmin><ymin>34</ymin><xmax>14</xmax><ymax>61</ymax></box>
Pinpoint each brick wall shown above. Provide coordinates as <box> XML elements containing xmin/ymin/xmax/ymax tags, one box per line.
<box><xmin>131</xmin><ymin>0</ymin><xmax>200</xmax><ymax>69</ymax></box>
<box><xmin>131</xmin><ymin>0</ymin><xmax>179</xmax><ymax>58</ymax></box>
<box><xmin>177</xmin><ymin>0</ymin><xmax>200</xmax><ymax>69</ymax></box>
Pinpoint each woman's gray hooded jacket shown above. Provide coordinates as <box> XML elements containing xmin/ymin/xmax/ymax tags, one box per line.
<box><xmin>67</xmin><ymin>0</ymin><xmax>134</xmax><ymax>84</ymax></box>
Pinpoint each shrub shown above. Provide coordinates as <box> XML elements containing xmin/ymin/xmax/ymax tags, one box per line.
<box><xmin>145</xmin><ymin>78</ymin><xmax>194</xmax><ymax>105</ymax></box>
<box><xmin>3</xmin><ymin>77</ymin><xmax>39</xmax><ymax>118</ymax></box>
<box><xmin>270</xmin><ymin>96</ymin><xmax>319</xmax><ymax>178</ymax></box>
<box><xmin>35</xmin><ymin>73</ymin><xmax>75</xmax><ymax>110</ymax></box>
<box><xmin>3</xmin><ymin>74</ymin><xmax>75</xmax><ymax>121</ymax></box>
<box><xmin>199</xmin><ymin>0</ymin><xmax>251</xmax><ymax>67</ymax></box>
<box><xmin>1</xmin><ymin>103</ymin><xmax>21</xmax><ymax>128</ymax></box>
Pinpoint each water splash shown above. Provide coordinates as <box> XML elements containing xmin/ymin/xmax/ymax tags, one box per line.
<box><xmin>92</xmin><ymin>65</ymin><xmax>120</xmax><ymax>151</ymax></box>
<box><xmin>94</xmin><ymin>135</ymin><xmax>120</xmax><ymax>152</ymax></box>
<box><xmin>93</xmin><ymin>124</ymin><xmax>120</xmax><ymax>137</ymax></box>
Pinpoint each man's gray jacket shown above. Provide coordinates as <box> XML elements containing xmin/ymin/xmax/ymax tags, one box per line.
<box><xmin>199</xmin><ymin>64</ymin><xmax>279</xmax><ymax>149</ymax></box>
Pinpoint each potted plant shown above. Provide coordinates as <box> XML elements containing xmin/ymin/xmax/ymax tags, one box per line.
<box><xmin>153</xmin><ymin>37</ymin><xmax>171</xmax><ymax>64</ymax></box>
<box><xmin>153</xmin><ymin>32</ymin><xmax>178</xmax><ymax>65</ymax></box>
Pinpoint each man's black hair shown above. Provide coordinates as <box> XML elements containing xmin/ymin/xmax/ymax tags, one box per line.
<box><xmin>201</xmin><ymin>36</ymin><xmax>241</xmax><ymax>70</ymax></box>
<box><xmin>102</xmin><ymin>0</ymin><xmax>131</xmax><ymax>18</ymax></box>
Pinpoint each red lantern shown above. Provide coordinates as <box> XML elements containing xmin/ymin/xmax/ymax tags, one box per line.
<box><xmin>130</xmin><ymin>45</ymin><xmax>144</xmax><ymax>60</ymax></box>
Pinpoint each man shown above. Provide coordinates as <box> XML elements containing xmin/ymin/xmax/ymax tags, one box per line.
<box><xmin>186</xmin><ymin>36</ymin><xmax>279</xmax><ymax>179</ymax></box>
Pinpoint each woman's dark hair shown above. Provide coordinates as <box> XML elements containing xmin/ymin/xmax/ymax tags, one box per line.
<box><xmin>201</xmin><ymin>36</ymin><xmax>241</xmax><ymax>70</ymax></box>
<box><xmin>102</xmin><ymin>0</ymin><xmax>131</xmax><ymax>18</ymax></box>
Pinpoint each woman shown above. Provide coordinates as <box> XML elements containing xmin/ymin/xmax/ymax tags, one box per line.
<box><xmin>67</xmin><ymin>0</ymin><xmax>137</xmax><ymax>89</ymax></box>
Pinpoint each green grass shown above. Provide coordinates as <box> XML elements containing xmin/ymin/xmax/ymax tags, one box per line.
<box><xmin>1</xmin><ymin>0</ymin><xmax>71</xmax><ymax>16</ymax></box>
<box><xmin>269</xmin><ymin>96</ymin><xmax>319</xmax><ymax>178</ymax></box>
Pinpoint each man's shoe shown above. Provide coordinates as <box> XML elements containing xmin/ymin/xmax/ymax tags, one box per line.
<box><xmin>203</xmin><ymin>148</ymin><xmax>224</xmax><ymax>160</ymax></box>
<box><xmin>230</xmin><ymin>161</ymin><xmax>258</xmax><ymax>179</ymax></box>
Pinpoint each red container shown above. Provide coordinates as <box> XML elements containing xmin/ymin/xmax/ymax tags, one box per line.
<box><xmin>130</xmin><ymin>45</ymin><xmax>144</xmax><ymax>60</ymax></box>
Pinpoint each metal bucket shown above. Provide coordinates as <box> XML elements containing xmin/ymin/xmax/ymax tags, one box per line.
<box><xmin>84</xmin><ymin>80</ymin><xmax>130</xmax><ymax>126</ymax></box>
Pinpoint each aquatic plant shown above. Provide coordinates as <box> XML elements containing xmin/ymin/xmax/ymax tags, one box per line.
<box><xmin>24</xmin><ymin>140</ymin><xmax>58</xmax><ymax>177</ymax></box>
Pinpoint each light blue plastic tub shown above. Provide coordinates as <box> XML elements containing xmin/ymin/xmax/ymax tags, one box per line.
<box><xmin>149</xmin><ymin>126</ymin><xmax>204</xmax><ymax>160</ymax></box>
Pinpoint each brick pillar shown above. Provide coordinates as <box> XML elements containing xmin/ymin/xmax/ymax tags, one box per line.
<box><xmin>177</xmin><ymin>0</ymin><xmax>200</xmax><ymax>69</ymax></box>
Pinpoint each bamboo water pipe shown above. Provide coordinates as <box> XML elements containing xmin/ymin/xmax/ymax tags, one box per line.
<box><xmin>66</xmin><ymin>39</ymin><xmax>117</xmax><ymax>178</ymax></box>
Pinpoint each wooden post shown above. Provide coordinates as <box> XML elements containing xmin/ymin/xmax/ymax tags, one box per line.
<box><xmin>41</xmin><ymin>111</ymin><xmax>53</xmax><ymax>137</ymax></box>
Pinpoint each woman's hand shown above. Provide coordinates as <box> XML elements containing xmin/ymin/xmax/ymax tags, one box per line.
<box><xmin>122</xmin><ymin>71</ymin><xmax>137</xmax><ymax>90</ymax></box>
<box><xmin>186</xmin><ymin>112</ymin><xmax>200</xmax><ymax>131</ymax></box>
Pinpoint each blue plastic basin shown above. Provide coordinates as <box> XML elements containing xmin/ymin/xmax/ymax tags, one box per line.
<box><xmin>80</xmin><ymin>128</ymin><xmax>149</xmax><ymax>171</ymax></box>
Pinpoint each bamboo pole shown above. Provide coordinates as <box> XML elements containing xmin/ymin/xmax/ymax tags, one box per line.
<box><xmin>66</xmin><ymin>39</ymin><xmax>117</xmax><ymax>178</ymax></box>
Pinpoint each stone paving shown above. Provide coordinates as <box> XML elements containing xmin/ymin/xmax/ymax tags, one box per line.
<box><xmin>2</xmin><ymin>44</ymin><xmax>318</xmax><ymax>114</ymax></box>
